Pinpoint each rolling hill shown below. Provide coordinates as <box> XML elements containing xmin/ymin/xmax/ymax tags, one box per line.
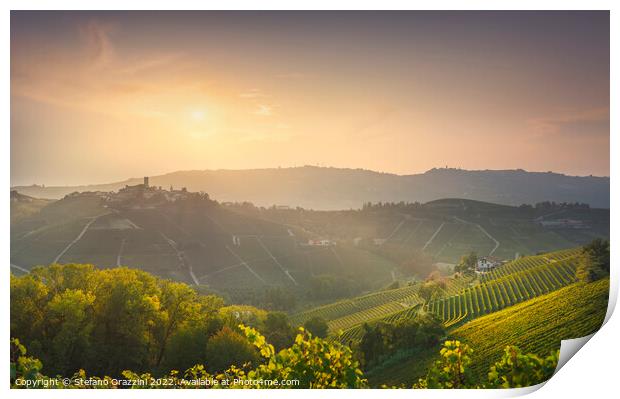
<box><xmin>10</xmin><ymin>191</ymin><xmax>400</xmax><ymax>305</ymax></box>
<box><xmin>10</xmin><ymin>185</ymin><xmax>609</xmax><ymax>306</ymax></box>
<box><xmin>289</xmin><ymin>245</ymin><xmax>608</xmax><ymax>387</ymax></box>
<box><xmin>253</xmin><ymin>198</ymin><xmax>609</xmax><ymax>264</ymax></box>
<box><xmin>11</xmin><ymin>166</ymin><xmax>610</xmax><ymax>209</ymax></box>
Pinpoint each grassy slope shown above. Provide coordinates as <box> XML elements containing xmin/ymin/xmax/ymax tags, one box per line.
<box><xmin>451</xmin><ymin>278</ymin><xmax>609</xmax><ymax>382</ymax></box>
<box><xmin>367</xmin><ymin>278</ymin><xmax>609</xmax><ymax>387</ymax></box>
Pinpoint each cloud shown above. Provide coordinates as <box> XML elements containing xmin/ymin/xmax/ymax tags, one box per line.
<box><xmin>254</xmin><ymin>104</ymin><xmax>273</xmax><ymax>117</ymax></box>
<box><xmin>527</xmin><ymin>107</ymin><xmax>609</xmax><ymax>135</ymax></box>
<box><xmin>11</xmin><ymin>19</ymin><xmax>193</xmax><ymax>120</ymax></box>
<box><xmin>239</xmin><ymin>89</ymin><xmax>265</xmax><ymax>99</ymax></box>
<box><xmin>79</xmin><ymin>20</ymin><xmax>116</xmax><ymax>66</ymax></box>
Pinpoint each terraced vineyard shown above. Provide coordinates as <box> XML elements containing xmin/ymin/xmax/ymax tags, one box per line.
<box><xmin>452</xmin><ymin>278</ymin><xmax>609</xmax><ymax>382</ymax></box>
<box><xmin>479</xmin><ymin>247</ymin><xmax>582</xmax><ymax>283</ymax></box>
<box><xmin>290</xmin><ymin>284</ymin><xmax>422</xmax><ymax>330</ymax></box>
<box><xmin>428</xmin><ymin>256</ymin><xmax>580</xmax><ymax>327</ymax></box>
<box><xmin>332</xmin><ymin>304</ymin><xmax>424</xmax><ymax>344</ymax></box>
<box><xmin>294</xmin><ymin>248</ymin><xmax>584</xmax><ymax>346</ymax></box>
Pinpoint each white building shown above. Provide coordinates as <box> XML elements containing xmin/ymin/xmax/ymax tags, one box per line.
<box><xmin>476</xmin><ymin>257</ymin><xmax>501</xmax><ymax>272</ymax></box>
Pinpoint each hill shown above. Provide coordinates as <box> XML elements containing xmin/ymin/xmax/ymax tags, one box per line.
<box><xmin>253</xmin><ymin>199</ymin><xmax>608</xmax><ymax>264</ymax></box>
<box><xmin>9</xmin><ymin>190</ymin><xmax>400</xmax><ymax>307</ymax></box>
<box><xmin>367</xmin><ymin>279</ymin><xmax>608</xmax><ymax>387</ymax></box>
<box><xmin>10</xmin><ymin>190</ymin><xmax>53</xmax><ymax>223</ymax></box>
<box><xmin>11</xmin><ymin>166</ymin><xmax>610</xmax><ymax>209</ymax></box>
<box><xmin>10</xmin><ymin>185</ymin><xmax>609</xmax><ymax>306</ymax></box>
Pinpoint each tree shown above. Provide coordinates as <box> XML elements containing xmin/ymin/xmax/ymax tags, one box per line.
<box><xmin>454</xmin><ymin>252</ymin><xmax>477</xmax><ymax>274</ymax></box>
<box><xmin>577</xmin><ymin>238</ymin><xmax>610</xmax><ymax>282</ymax></box>
<box><xmin>10</xmin><ymin>264</ymin><xmax>226</xmax><ymax>377</ymax></box>
<box><xmin>262</xmin><ymin>312</ymin><xmax>296</xmax><ymax>350</ymax></box>
<box><xmin>204</xmin><ymin>326</ymin><xmax>260</xmax><ymax>373</ymax></box>
<box><xmin>46</xmin><ymin>289</ymin><xmax>95</xmax><ymax>375</ymax></box>
<box><xmin>303</xmin><ymin>316</ymin><xmax>329</xmax><ymax>339</ymax></box>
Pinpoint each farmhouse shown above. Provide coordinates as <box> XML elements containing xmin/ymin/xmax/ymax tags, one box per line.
<box><xmin>476</xmin><ymin>256</ymin><xmax>502</xmax><ymax>272</ymax></box>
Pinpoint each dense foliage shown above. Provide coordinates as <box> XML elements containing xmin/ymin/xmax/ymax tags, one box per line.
<box><xmin>11</xmin><ymin>335</ymin><xmax>558</xmax><ymax>389</ymax></box>
<box><xmin>576</xmin><ymin>238</ymin><xmax>610</xmax><ymax>282</ymax></box>
<box><xmin>11</xmin><ymin>325</ymin><xmax>367</xmax><ymax>389</ymax></box>
<box><xmin>358</xmin><ymin>313</ymin><xmax>444</xmax><ymax>369</ymax></box>
<box><xmin>303</xmin><ymin>316</ymin><xmax>329</xmax><ymax>338</ymax></box>
<box><xmin>10</xmin><ymin>264</ymin><xmax>294</xmax><ymax>377</ymax></box>
<box><xmin>413</xmin><ymin>340</ymin><xmax>559</xmax><ymax>389</ymax></box>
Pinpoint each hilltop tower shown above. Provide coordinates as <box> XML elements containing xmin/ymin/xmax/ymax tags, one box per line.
<box><xmin>144</xmin><ymin>176</ymin><xmax>149</xmax><ymax>188</ymax></box>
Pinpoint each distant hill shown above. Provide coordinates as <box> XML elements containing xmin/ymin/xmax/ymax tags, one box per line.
<box><xmin>11</xmin><ymin>166</ymin><xmax>610</xmax><ymax>209</ymax></box>
<box><xmin>10</xmin><ymin>190</ymin><xmax>54</xmax><ymax>223</ymax></box>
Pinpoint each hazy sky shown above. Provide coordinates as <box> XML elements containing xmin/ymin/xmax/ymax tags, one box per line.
<box><xmin>11</xmin><ymin>11</ymin><xmax>609</xmax><ymax>186</ymax></box>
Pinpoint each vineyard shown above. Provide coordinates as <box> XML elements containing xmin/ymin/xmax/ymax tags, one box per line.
<box><xmin>427</xmin><ymin>254</ymin><xmax>581</xmax><ymax>327</ymax></box>
<box><xmin>293</xmin><ymin>248</ymin><xmax>585</xmax><ymax>345</ymax></box>
<box><xmin>451</xmin><ymin>278</ymin><xmax>609</xmax><ymax>382</ymax></box>
<box><xmin>332</xmin><ymin>304</ymin><xmax>424</xmax><ymax>344</ymax></box>
<box><xmin>290</xmin><ymin>284</ymin><xmax>422</xmax><ymax>331</ymax></box>
<box><xmin>479</xmin><ymin>247</ymin><xmax>582</xmax><ymax>283</ymax></box>
<box><xmin>367</xmin><ymin>278</ymin><xmax>609</xmax><ymax>387</ymax></box>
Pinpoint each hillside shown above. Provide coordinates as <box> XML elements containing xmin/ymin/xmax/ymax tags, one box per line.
<box><xmin>9</xmin><ymin>191</ymin><xmax>400</xmax><ymax>307</ymax></box>
<box><xmin>254</xmin><ymin>199</ymin><xmax>609</xmax><ymax>264</ymax></box>
<box><xmin>367</xmin><ymin>279</ymin><xmax>608</xmax><ymax>387</ymax></box>
<box><xmin>10</xmin><ymin>190</ymin><xmax>54</xmax><ymax>223</ymax></box>
<box><xmin>11</xmin><ymin>166</ymin><xmax>610</xmax><ymax>209</ymax></box>
<box><xmin>10</xmin><ymin>186</ymin><xmax>609</xmax><ymax>305</ymax></box>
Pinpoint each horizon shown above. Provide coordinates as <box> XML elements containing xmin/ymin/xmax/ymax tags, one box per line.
<box><xmin>11</xmin><ymin>164</ymin><xmax>610</xmax><ymax>189</ymax></box>
<box><xmin>11</xmin><ymin>11</ymin><xmax>609</xmax><ymax>186</ymax></box>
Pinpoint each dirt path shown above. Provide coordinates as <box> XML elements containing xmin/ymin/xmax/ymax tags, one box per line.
<box><xmin>476</xmin><ymin>224</ymin><xmax>500</xmax><ymax>256</ymax></box>
<box><xmin>53</xmin><ymin>213</ymin><xmax>108</xmax><ymax>264</ymax></box>
<box><xmin>452</xmin><ymin>216</ymin><xmax>500</xmax><ymax>256</ymax></box>
<box><xmin>10</xmin><ymin>263</ymin><xmax>30</xmax><ymax>274</ymax></box>
<box><xmin>116</xmin><ymin>239</ymin><xmax>126</xmax><ymax>267</ymax></box>
<box><xmin>225</xmin><ymin>246</ymin><xmax>268</xmax><ymax>284</ymax></box>
<box><xmin>160</xmin><ymin>233</ymin><xmax>200</xmax><ymax>285</ymax></box>
<box><xmin>422</xmin><ymin>222</ymin><xmax>446</xmax><ymax>251</ymax></box>
<box><xmin>381</xmin><ymin>218</ymin><xmax>407</xmax><ymax>245</ymax></box>
<box><xmin>255</xmin><ymin>236</ymin><xmax>298</xmax><ymax>285</ymax></box>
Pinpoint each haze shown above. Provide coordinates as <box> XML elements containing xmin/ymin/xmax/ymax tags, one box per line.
<box><xmin>11</xmin><ymin>11</ymin><xmax>609</xmax><ymax>186</ymax></box>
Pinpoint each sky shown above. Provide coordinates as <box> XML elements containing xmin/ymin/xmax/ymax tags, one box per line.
<box><xmin>11</xmin><ymin>11</ymin><xmax>610</xmax><ymax>186</ymax></box>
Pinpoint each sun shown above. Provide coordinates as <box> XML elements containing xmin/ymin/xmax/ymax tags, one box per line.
<box><xmin>191</xmin><ymin>110</ymin><xmax>206</xmax><ymax>121</ymax></box>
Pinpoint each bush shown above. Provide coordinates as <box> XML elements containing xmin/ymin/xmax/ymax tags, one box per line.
<box><xmin>576</xmin><ymin>238</ymin><xmax>610</xmax><ymax>282</ymax></box>
<box><xmin>204</xmin><ymin>326</ymin><xmax>260</xmax><ymax>373</ymax></box>
<box><xmin>414</xmin><ymin>340</ymin><xmax>559</xmax><ymax>389</ymax></box>
<box><xmin>303</xmin><ymin>316</ymin><xmax>329</xmax><ymax>339</ymax></box>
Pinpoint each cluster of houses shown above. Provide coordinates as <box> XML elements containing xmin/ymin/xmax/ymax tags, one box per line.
<box><xmin>65</xmin><ymin>177</ymin><xmax>201</xmax><ymax>209</ymax></box>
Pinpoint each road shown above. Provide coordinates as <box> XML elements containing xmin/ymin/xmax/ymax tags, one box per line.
<box><xmin>116</xmin><ymin>239</ymin><xmax>126</xmax><ymax>267</ymax></box>
<box><xmin>422</xmin><ymin>222</ymin><xmax>446</xmax><ymax>251</ymax></box>
<box><xmin>10</xmin><ymin>263</ymin><xmax>30</xmax><ymax>274</ymax></box>
<box><xmin>255</xmin><ymin>236</ymin><xmax>299</xmax><ymax>285</ymax></box>
<box><xmin>476</xmin><ymin>224</ymin><xmax>500</xmax><ymax>256</ymax></box>
<box><xmin>381</xmin><ymin>218</ymin><xmax>407</xmax><ymax>245</ymax></box>
<box><xmin>225</xmin><ymin>246</ymin><xmax>268</xmax><ymax>284</ymax></box>
<box><xmin>453</xmin><ymin>216</ymin><xmax>500</xmax><ymax>256</ymax></box>
<box><xmin>160</xmin><ymin>233</ymin><xmax>201</xmax><ymax>286</ymax></box>
<box><xmin>53</xmin><ymin>213</ymin><xmax>107</xmax><ymax>264</ymax></box>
